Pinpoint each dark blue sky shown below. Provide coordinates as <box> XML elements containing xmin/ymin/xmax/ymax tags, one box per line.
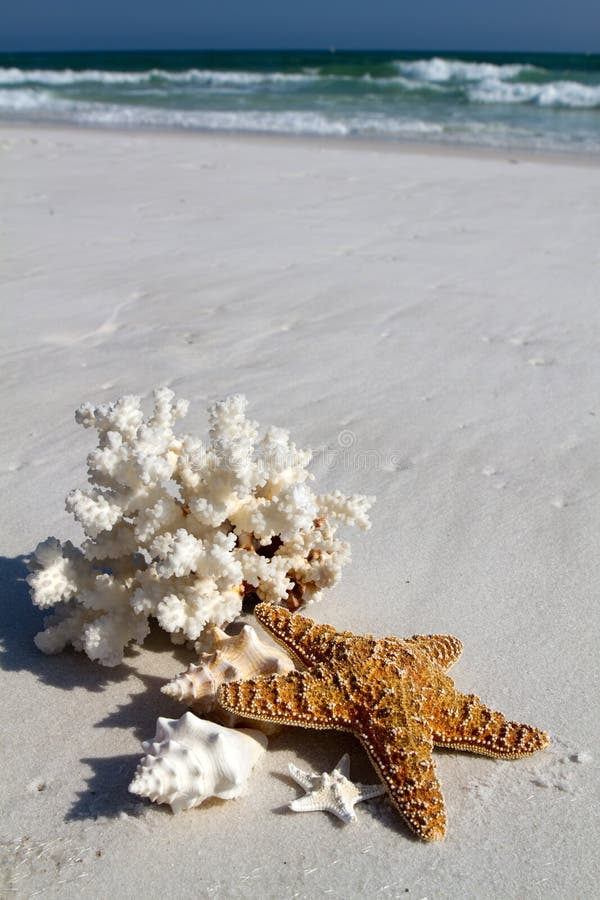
<box><xmin>1</xmin><ymin>0</ymin><xmax>598</xmax><ymax>53</ymax></box>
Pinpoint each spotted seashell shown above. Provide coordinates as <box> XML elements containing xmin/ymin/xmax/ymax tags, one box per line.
<box><xmin>128</xmin><ymin>712</ymin><xmax>267</xmax><ymax>813</ymax></box>
<box><xmin>162</xmin><ymin>624</ymin><xmax>294</xmax><ymax>725</ymax></box>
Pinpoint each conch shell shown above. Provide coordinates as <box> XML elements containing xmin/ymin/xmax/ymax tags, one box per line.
<box><xmin>129</xmin><ymin>712</ymin><xmax>267</xmax><ymax>812</ymax></box>
<box><xmin>162</xmin><ymin>623</ymin><xmax>294</xmax><ymax>727</ymax></box>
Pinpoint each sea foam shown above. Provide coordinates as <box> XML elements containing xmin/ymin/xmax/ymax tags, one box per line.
<box><xmin>1</xmin><ymin>53</ymin><xmax>599</xmax><ymax>153</ymax></box>
<box><xmin>396</xmin><ymin>57</ymin><xmax>535</xmax><ymax>83</ymax></box>
<box><xmin>0</xmin><ymin>67</ymin><xmax>322</xmax><ymax>88</ymax></box>
<box><xmin>469</xmin><ymin>78</ymin><xmax>600</xmax><ymax>108</ymax></box>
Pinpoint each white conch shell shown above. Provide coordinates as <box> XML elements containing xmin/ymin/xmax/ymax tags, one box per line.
<box><xmin>162</xmin><ymin>624</ymin><xmax>294</xmax><ymax>725</ymax></box>
<box><xmin>129</xmin><ymin>712</ymin><xmax>267</xmax><ymax>813</ymax></box>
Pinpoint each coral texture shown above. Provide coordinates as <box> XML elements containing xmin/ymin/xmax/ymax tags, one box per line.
<box><xmin>129</xmin><ymin>712</ymin><xmax>267</xmax><ymax>812</ymax></box>
<box><xmin>28</xmin><ymin>388</ymin><xmax>373</xmax><ymax>665</ymax></box>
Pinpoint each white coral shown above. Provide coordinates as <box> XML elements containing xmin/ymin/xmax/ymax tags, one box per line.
<box><xmin>28</xmin><ymin>388</ymin><xmax>374</xmax><ymax>665</ymax></box>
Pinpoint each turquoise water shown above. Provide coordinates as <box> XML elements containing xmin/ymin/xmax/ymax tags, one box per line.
<box><xmin>1</xmin><ymin>50</ymin><xmax>599</xmax><ymax>153</ymax></box>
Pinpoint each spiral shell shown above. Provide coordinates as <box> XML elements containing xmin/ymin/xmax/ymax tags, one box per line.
<box><xmin>162</xmin><ymin>624</ymin><xmax>294</xmax><ymax>726</ymax></box>
<box><xmin>129</xmin><ymin>712</ymin><xmax>267</xmax><ymax>813</ymax></box>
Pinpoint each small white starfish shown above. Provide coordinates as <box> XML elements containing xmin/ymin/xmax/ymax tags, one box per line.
<box><xmin>287</xmin><ymin>753</ymin><xmax>385</xmax><ymax>824</ymax></box>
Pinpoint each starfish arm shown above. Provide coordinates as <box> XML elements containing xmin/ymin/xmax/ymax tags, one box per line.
<box><xmin>254</xmin><ymin>602</ymin><xmax>347</xmax><ymax>666</ymax></box>
<box><xmin>289</xmin><ymin>793</ymin><xmax>334</xmax><ymax>814</ymax></box>
<box><xmin>404</xmin><ymin>634</ymin><xmax>463</xmax><ymax>671</ymax></box>
<box><xmin>357</xmin><ymin>721</ymin><xmax>446</xmax><ymax>841</ymax></box>
<box><xmin>432</xmin><ymin>690</ymin><xmax>550</xmax><ymax>759</ymax></box>
<box><xmin>334</xmin><ymin>753</ymin><xmax>351</xmax><ymax>778</ymax></box>
<box><xmin>288</xmin><ymin>763</ymin><xmax>315</xmax><ymax>791</ymax></box>
<box><xmin>289</xmin><ymin>791</ymin><xmax>357</xmax><ymax>823</ymax></box>
<box><xmin>357</xmin><ymin>783</ymin><xmax>387</xmax><ymax>800</ymax></box>
<box><xmin>218</xmin><ymin>667</ymin><xmax>353</xmax><ymax>730</ymax></box>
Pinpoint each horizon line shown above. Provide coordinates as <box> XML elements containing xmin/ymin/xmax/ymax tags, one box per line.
<box><xmin>1</xmin><ymin>46</ymin><xmax>598</xmax><ymax>56</ymax></box>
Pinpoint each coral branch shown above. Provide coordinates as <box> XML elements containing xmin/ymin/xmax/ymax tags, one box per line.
<box><xmin>28</xmin><ymin>388</ymin><xmax>374</xmax><ymax>666</ymax></box>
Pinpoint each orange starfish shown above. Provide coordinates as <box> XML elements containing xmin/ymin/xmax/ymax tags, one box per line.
<box><xmin>219</xmin><ymin>604</ymin><xmax>549</xmax><ymax>841</ymax></box>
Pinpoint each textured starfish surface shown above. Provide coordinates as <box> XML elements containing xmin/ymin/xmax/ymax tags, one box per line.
<box><xmin>219</xmin><ymin>604</ymin><xmax>550</xmax><ymax>841</ymax></box>
<box><xmin>288</xmin><ymin>752</ymin><xmax>385</xmax><ymax>823</ymax></box>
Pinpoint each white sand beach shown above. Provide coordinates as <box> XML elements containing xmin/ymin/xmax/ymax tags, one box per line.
<box><xmin>1</xmin><ymin>125</ymin><xmax>599</xmax><ymax>897</ymax></box>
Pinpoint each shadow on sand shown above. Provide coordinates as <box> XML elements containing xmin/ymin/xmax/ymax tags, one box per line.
<box><xmin>0</xmin><ymin>553</ymin><xmax>134</xmax><ymax>691</ymax></box>
<box><xmin>266</xmin><ymin>726</ymin><xmax>411</xmax><ymax>837</ymax></box>
<box><xmin>0</xmin><ymin>555</ymin><xmax>406</xmax><ymax>834</ymax></box>
<box><xmin>0</xmin><ymin>553</ymin><xmax>190</xmax><ymax>821</ymax></box>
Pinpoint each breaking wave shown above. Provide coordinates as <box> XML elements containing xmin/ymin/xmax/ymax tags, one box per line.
<box><xmin>0</xmin><ymin>52</ymin><xmax>599</xmax><ymax>152</ymax></box>
<box><xmin>0</xmin><ymin>58</ymin><xmax>599</xmax><ymax>109</ymax></box>
<box><xmin>468</xmin><ymin>78</ymin><xmax>600</xmax><ymax>108</ymax></box>
<box><xmin>396</xmin><ymin>57</ymin><xmax>537</xmax><ymax>83</ymax></box>
<box><xmin>0</xmin><ymin>67</ymin><xmax>321</xmax><ymax>88</ymax></box>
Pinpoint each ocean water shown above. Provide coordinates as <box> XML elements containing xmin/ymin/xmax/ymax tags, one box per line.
<box><xmin>1</xmin><ymin>50</ymin><xmax>599</xmax><ymax>154</ymax></box>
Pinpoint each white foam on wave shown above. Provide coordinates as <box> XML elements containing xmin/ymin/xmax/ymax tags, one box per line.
<box><xmin>0</xmin><ymin>87</ymin><xmax>48</xmax><ymax>109</ymax></box>
<box><xmin>0</xmin><ymin>89</ymin><xmax>444</xmax><ymax>138</ymax></box>
<box><xmin>0</xmin><ymin>90</ymin><xmax>344</xmax><ymax>133</ymax></box>
<box><xmin>362</xmin><ymin>73</ymin><xmax>446</xmax><ymax>92</ymax></box>
<box><xmin>86</xmin><ymin>106</ymin><xmax>352</xmax><ymax>135</ymax></box>
<box><xmin>397</xmin><ymin>57</ymin><xmax>535</xmax><ymax>83</ymax></box>
<box><xmin>1</xmin><ymin>84</ymin><xmax>598</xmax><ymax>152</ymax></box>
<box><xmin>395</xmin><ymin>58</ymin><xmax>600</xmax><ymax>108</ymax></box>
<box><xmin>0</xmin><ymin>67</ymin><xmax>146</xmax><ymax>85</ymax></box>
<box><xmin>3</xmin><ymin>62</ymin><xmax>599</xmax><ymax>111</ymax></box>
<box><xmin>74</xmin><ymin>105</ymin><xmax>445</xmax><ymax>139</ymax></box>
<box><xmin>469</xmin><ymin>77</ymin><xmax>600</xmax><ymax>108</ymax></box>
<box><xmin>0</xmin><ymin>66</ymin><xmax>322</xmax><ymax>88</ymax></box>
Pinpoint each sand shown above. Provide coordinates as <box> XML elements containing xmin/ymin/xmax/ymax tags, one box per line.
<box><xmin>1</xmin><ymin>125</ymin><xmax>599</xmax><ymax>898</ymax></box>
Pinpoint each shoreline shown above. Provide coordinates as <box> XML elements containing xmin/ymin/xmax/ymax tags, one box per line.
<box><xmin>2</xmin><ymin>118</ymin><xmax>600</xmax><ymax>168</ymax></box>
